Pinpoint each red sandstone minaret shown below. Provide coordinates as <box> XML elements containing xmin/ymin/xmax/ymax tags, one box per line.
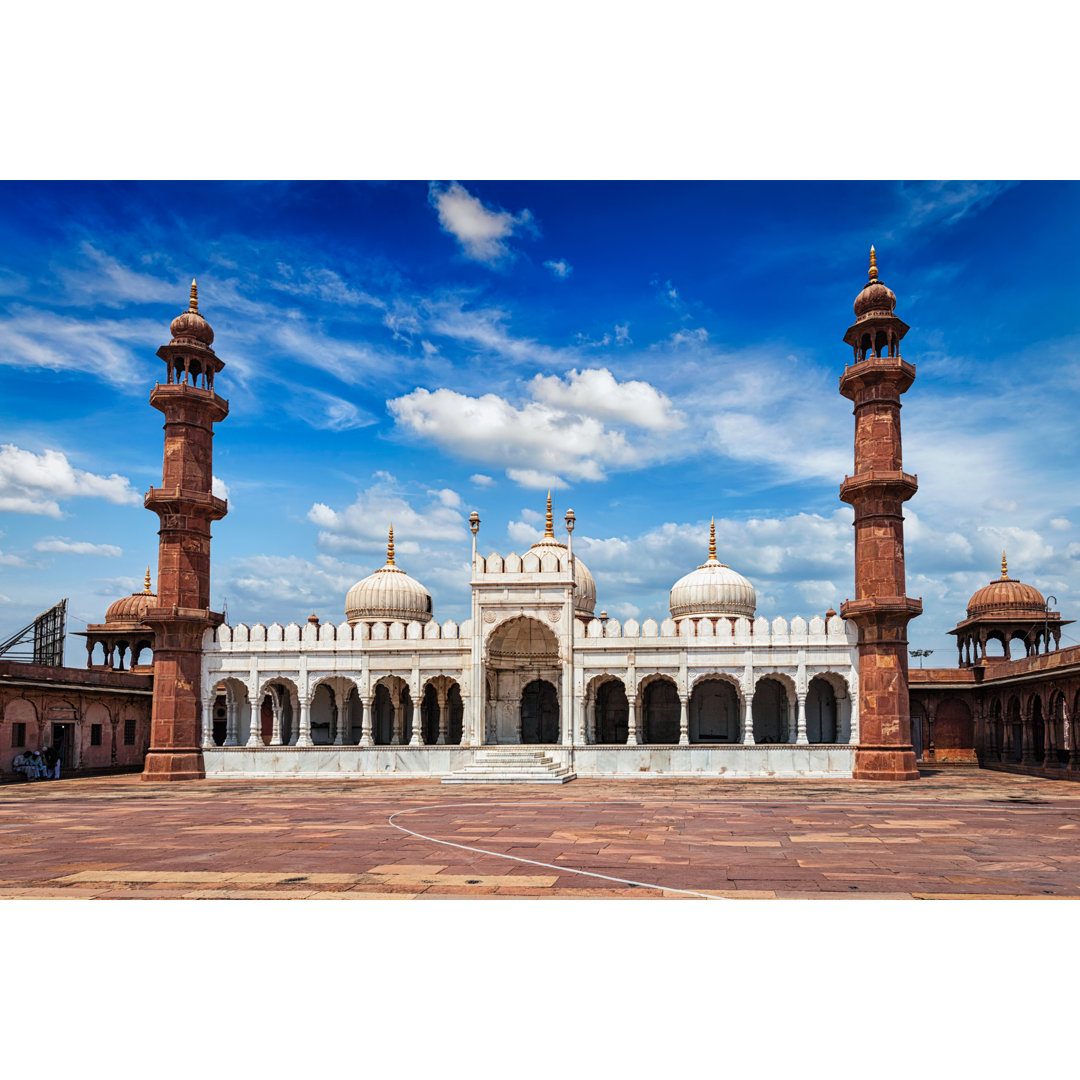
<box><xmin>839</xmin><ymin>248</ymin><xmax>922</xmax><ymax>781</ymax></box>
<box><xmin>141</xmin><ymin>281</ymin><xmax>228</xmax><ymax>781</ymax></box>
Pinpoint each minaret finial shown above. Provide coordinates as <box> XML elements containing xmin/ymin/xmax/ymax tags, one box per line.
<box><xmin>143</xmin><ymin>566</ymin><xmax>152</xmax><ymax>594</ymax></box>
<box><xmin>708</xmin><ymin>516</ymin><xmax>717</xmax><ymax>561</ymax></box>
<box><xmin>544</xmin><ymin>491</ymin><xmax>555</xmax><ymax>538</ymax></box>
<box><xmin>387</xmin><ymin>524</ymin><xmax>395</xmax><ymax>566</ymax></box>
<box><xmin>868</xmin><ymin>246</ymin><xmax>878</xmax><ymax>282</ymax></box>
<box><xmin>189</xmin><ymin>278</ymin><xmax>199</xmax><ymax>313</ymax></box>
<box><xmin>1001</xmin><ymin>550</ymin><xmax>1008</xmax><ymax>579</ymax></box>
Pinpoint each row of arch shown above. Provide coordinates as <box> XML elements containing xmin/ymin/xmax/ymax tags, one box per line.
<box><xmin>984</xmin><ymin>689</ymin><xmax>1079</xmax><ymax>769</ymax></box>
<box><xmin>83</xmin><ymin>637</ymin><xmax>153</xmax><ymax>671</ymax></box>
<box><xmin>956</xmin><ymin>627</ymin><xmax>1063</xmax><ymax>666</ymax></box>
<box><xmin>208</xmin><ymin>674</ymin><xmax>465</xmax><ymax>748</ymax></box>
<box><xmin>583</xmin><ymin>673</ymin><xmax>849</xmax><ymax>745</ymax></box>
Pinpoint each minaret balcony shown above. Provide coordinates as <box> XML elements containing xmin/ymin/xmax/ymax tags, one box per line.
<box><xmin>839</xmin><ymin>469</ymin><xmax>918</xmax><ymax>504</ymax></box>
<box><xmin>144</xmin><ymin>486</ymin><xmax>229</xmax><ymax>521</ymax></box>
<box><xmin>839</xmin><ymin>355</ymin><xmax>916</xmax><ymax>397</ymax></box>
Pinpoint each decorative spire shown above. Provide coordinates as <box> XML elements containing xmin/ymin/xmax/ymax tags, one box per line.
<box><xmin>868</xmin><ymin>246</ymin><xmax>878</xmax><ymax>282</ymax></box>
<box><xmin>386</xmin><ymin>523</ymin><xmax>396</xmax><ymax>566</ymax></box>
<box><xmin>1001</xmin><ymin>550</ymin><xmax>1009</xmax><ymax>580</ymax></box>
<box><xmin>544</xmin><ymin>491</ymin><xmax>555</xmax><ymax>538</ymax></box>
<box><xmin>708</xmin><ymin>516</ymin><xmax>717</xmax><ymax>561</ymax></box>
<box><xmin>189</xmin><ymin>278</ymin><xmax>199</xmax><ymax>313</ymax></box>
<box><xmin>143</xmin><ymin>567</ymin><xmax>152</xmax><ymax>594</ymax></box>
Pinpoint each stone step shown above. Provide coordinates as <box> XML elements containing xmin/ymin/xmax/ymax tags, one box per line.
<box><xmin>442</xmin><ymin>748</ymin><xmax>576</xmax><ymax>784</ymax></box>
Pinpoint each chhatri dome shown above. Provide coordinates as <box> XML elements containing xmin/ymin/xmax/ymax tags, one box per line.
<box><xmin>669</xmin><ymin>519</ymin><xmax>756</xmax><ymax>619</ymax></box>
<box><xmin>345</xmin><ymin>526</ymin><xmax>433</xmax><ymax>624</ymax></box>
<box><xmin>105</xmin><ymin>568</ymin><xmax>157</xmax><ymax>624</ymax></box>
<box><xmin>530</xmin><ymin>493</ymin><xmax>596</xmax><ymax>617</ymax></box>
<box><xmin>169</xmin><ymin>279</ymin><xmax>215</xmax><ymax>346</ymax></box>
<box><xmin>852</xmin><ymin>245</ymin><xmax>897</xmax><ymax>319</ymax></box>
<box><xmin>966</xmin><ymin>552</ymin><xmax>1046</xmax><ymax>619</ymax></box>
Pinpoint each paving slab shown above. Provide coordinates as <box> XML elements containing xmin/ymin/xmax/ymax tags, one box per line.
<box><xmin>1</xmin><ymin>768</ymin><xmax>1079</xmax><ymax>898</ymax></box>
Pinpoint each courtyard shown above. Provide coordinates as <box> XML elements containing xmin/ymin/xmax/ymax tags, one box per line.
<box><xmin>2</xmin><ymin>768</ymin><xmax>1079</xmax><ymax>899</ymax></box>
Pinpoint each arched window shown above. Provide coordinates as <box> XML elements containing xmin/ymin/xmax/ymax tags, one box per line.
<box><xmin>521</xmin><ymin>680</ymin><xmax>559</xmax><ymax>743</ymax></box>
<box><xmin>595</xmin><ymin>680</ymin><xmax>629</xmax><ymax>744</ymax></box>
<box><xmin>642</xmin><ymin>680</ymin><xmax>679</xmax><ymax>744</ymax></box>
<box><xmin>690</xmin><ymin>679</ymin><xmax>739</xmax><ymax>743</ymax></box>
<box><xmin>806</xmin><ymin>677</ymin><xmax>838</xmax><ymax>743</ymax></box>
<box><xmin>752</xmin><ymin>678</ymin><xmax>788</xmax><ymax>743</ymax></box>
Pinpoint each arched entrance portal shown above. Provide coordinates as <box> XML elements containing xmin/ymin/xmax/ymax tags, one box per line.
<box><xmin>521</xmin><ymin>680</ymin><xmax>559</xmax><ymax>743</ymax></box>
<box><xmin>485</xmin><ymin>616</ymin><xmax>562</xmax><ymax>744</ymax></box>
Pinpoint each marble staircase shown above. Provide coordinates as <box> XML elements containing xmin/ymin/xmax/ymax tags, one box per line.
<box><xmin>442</xmin><ymin>747</ymin><xmax>576</xmax><ymax>784</ymax></box>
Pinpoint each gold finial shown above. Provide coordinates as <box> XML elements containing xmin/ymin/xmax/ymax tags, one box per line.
<box><xmin>143</xmin><ymin>567</ymin><xmax>152</xmax><ymax>594</ymax></box>
<box><xmin>1001</xmin><ymin>550</ymin><xmax>1009</xmax><ymax>579</ymax></box>
<box><xmin>544</xmin><ymin>491</ymin><xmax>555</xmax><ymax>538</ymax></box>
<box><xmin>387</xmin><ymin>524</ymin><xmax>395</xmax><ymax>566</ymax></box>
<box><xmin>868</xmin><ymin>246</ymin><xmax>878</xmax><ymax>282</ymax></box>
<box><xmin>708</xmin><ymin>516</ymin><xmax>717</xmax><ymax>560</ymax></box>
<box><xmin>189</xmin><ymin>278</ymin><xmax>199</xmax><ymax>312</ymax></box>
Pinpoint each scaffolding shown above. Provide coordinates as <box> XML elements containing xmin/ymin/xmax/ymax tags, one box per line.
<box><xmin>0</xmin><ymin>599</ymin><xmax>67</xmax><ymax>666</ymax></box>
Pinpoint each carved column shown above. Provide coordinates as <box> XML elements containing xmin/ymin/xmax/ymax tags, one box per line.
<box><xmin>224</xmin><ymin>697</ymin><xmax>238</xmax><ymax>746</ymax></box>
<box><xmin>410</xmin><ymin>691</ymin><xmax>423</xmax><ymax>746</ymax></box>
<box><xmin>201</xmin><ymin>695</ymin><xmax>215</xmax><ymax>748</ymax></box>
<box><xmin>246</xmin><ymin>690</ymin><xmax>264</xmax><ymax>748</ymax></box>
<box><xmin>288</xmin><ymin>688</ymin><xmax>299</xmax><ymax>746</ymax></box>
<box><xmin>270</xmin><ymin>693</ymin><xmax>283</xmax><ymax>746</ymax></box>
<box><xmin>296</xmin><ymin>696</ymin><xmax>313</xmax><ymax>747</ymax></box>
<box><xmin>334</xmin><ymin>686</ymin><xmax>348</xmax><ymax>746</ymax></box>
<box><xmin>626</xmin><ymin>698</ymin><xmax>638</xmax><ymax>746</ymax></box>
<box><xmin>741</xmin><ymin>696</ymin><xmax>755</xmax><ymax>745</ymax></box>
<box><xmin>437</xmin><ymin>688</ymin><xmax>448</xmax><ymax>745</ymax></box>
<box><xmin>796</xmin><ymin>693</ymin><xmax>809</xmax><ymax>745</ymax></box>
<box><xmin>110</xmin><ymin>718</ymin><xmax>119</xmax><ymax>765</ymax></box>
<box><xmin>360</xmin><ymin>695</ymin><xmax>374</xmax><ymax>747</ymax></box>
<box><xmin>679</xmin><ymin>696</ymin><xmax>689</xmax><ymax>746</ymax></box>
<box><xmin>391</xmin><ymin>691</ymin><xmax>402</xmax><ymax>746</ymax></box>
<box><xmin>1020</xmin><ymin>704</ymin><xmax>1037</xmax><ymax>765</ymax></box>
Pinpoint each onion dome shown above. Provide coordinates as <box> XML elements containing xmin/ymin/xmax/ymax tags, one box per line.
<box><xmin>106</xmin><ymin>568</ymin><xmax>156</xmax><ymax>624</ymax></box>
<box><xmin>169</xmin><ymin>279</ymin><xmax>215</xmax><ymax>346</ymax></box>
<box><xmin>345</xmin><ymin>525</ymin><xmax>433</xmax><ymax>624</ymax></box>
<box><xmin>966</xmin><ymin>552</ymin><xmax>1046</xmax><ymax>618</ymax></box>
<box><xmin>529</xmin><ymin>493</ymin><xmax>596</xmax><ymax>616</ymax></box>
<box><xmin>853</xmin><ymin>246</ymin><xmax>897</xmax><ymax>318</ymax></box>
<box><xmin>669</xmin><ymin>518</ymin><xmax>756</xmax><ymax>619</ymax></box>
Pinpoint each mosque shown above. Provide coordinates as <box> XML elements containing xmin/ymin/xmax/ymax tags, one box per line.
<box><xmin>3</xmin><ymin>253</ymin><xmax>1079</xmax><ymax>783</ymax></box>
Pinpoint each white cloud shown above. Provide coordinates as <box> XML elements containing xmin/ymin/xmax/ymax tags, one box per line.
<box><xmin>520</xmin><ymin>508</ymin><xmax>543</xmax><ymax>525</ymax></box>
<box><xmin>470</xmin><ymin>473</ymin><xmax>495</xmax><ymax>488</ymax></box>
<box><xmin>544</xmin><ymin>259</ymin><xmax>572</xmax><ymax>279</ymax></box>
<box><xmin>389</xmin><ymin>368</ymin><xmax>685</xmax><ymax>487</ymax></box>
<box><xmin>212</xmin><ymin>476</ymin><xmax>230</xmax><ymax>504</ymax></box>
<box><xmin>896</xmin><ymin>181</ymin><xmax>1017</xmax><ymax>230</ymax></box>
<box><xmin>428</xmin><ymin>182</ymin><xmax>536</xmax><ymax>265</ymax></box>
<box><xmin>614</xmin><ymin>324</ymin><xmax>631</xmax><ymax>345</ymax></box>
<box><xmin>0</xmin><ymin>308</ymin><xmax>162</xmax><ymax>387</ymax></box>
<box><xmin>669</xmin><ymin>327</ymin><xmax>709</xmax><ymax>346</ymax></box>
<box><xmin>1050</xmin><ymin>517</ymin><xmax>1071</xmax><ymax>531</ymax></box>
<box><xmin>58</xmin><ymin>242</ymin><xmax>181</xmax><ymax>307</ymax></box>
<box><xmin>33</xmin><ymin>537</ymin><xmax>123</xmax><ymax>557</ymax></box>
<box><xmin>306</xmin><ymin>475</ymin><xmax>467</xmax><ymax>556</ymax></box>
<box><xmin>430</xmin><ymin>488</ymin><xmax>462</xmax><ymax>508</ymax></box>
<box><xmin>0</xmin><ymin>548</ymin><xmax>26</xmax><ymax>566</ymax></box>
<box><xmin>529</xmin><ymin>368</ymin><xmax>684</xmax><ymax>432</ymax></box>
<box><xmin>0</xmin><ymin>444</ymin><xmax>141</xmax><ymax>517</ymax></box>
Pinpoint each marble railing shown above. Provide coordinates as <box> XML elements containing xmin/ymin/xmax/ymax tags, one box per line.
<box><xmin>576</xmin><ymin>613</ymin><xmax>855</xmax><ymax>645</ymax></box>
<box><xmin>209</xmin><ymin>618</ymin><xmax>473</xmax><ymax>650</ymax></box>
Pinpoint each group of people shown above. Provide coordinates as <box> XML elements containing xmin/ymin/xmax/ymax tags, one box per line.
<box><xmin>12</xmin><ymin>746</ymin><xmax>61</xmax><ymax>781</ymax></box>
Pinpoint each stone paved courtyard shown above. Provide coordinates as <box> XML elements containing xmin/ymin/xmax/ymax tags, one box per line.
<box><xmin>2</xmin><ymin>767</ymin><xmax>1079</xmax><ymax>899</ymax></box>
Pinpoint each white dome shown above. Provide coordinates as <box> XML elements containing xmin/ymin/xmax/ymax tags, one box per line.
<box><xmin>529</xmin><ymin>536</ymin><xmax>597</xmax><ymax>617</ymax></box>
<box><xmin>669</xmin><ymin>522</ymin><xmax>756</xmax><ymax>619</ymax></box>
<box><xmin>345</xmin><ymin>527</ymin><xmax>433</xmax><ymax>624</ymax></box>
<box><xmin>521</xmin><ymin>494</ymin><xmax>596</xmax><ymax>617</ymax></box>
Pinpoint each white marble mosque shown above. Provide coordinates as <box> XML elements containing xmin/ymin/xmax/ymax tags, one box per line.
<box><xmin>201</xmin><ymin>498</ymin><xmax>859</xmax><ymax>780</ymax></box>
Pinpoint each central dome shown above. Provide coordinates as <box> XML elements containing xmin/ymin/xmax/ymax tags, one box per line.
<box><xmin>967</xmin><ymin>553</ymin><xmax>1046</xmax><ymax>618</ymax></box>
<box><xmin>669</xmin><ymin>520</ymin><xmax>756</xmax><ymax>619</ymax></box>
<box><xmin>345</xmin><ymin>526</ymin><xmax>433</xmax><ymax>624</ymax></box>
<box><xmin>169</xmin><ymin>279</ymin><xmax>215</xmax><ymax>346</ymax></box>
<box><xmin>106</xmin><ymin>569</ymin><xmax>156</xmax><ymax>624</ymax></box>
<box><xmin>528</xmin><ymin>494</ymin><xmax>596</xmax><ymax>617</ymax></box>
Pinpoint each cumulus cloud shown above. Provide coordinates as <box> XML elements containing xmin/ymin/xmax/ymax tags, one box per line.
<box><xmin>529</xmin><ymin>368</ymin><xmax>684</xmax><ymax>432</ymax></box>
<box><xmin>307</xmin><ymin>474</ymin><xmax>467</xmax><ymax>556</ymax></box>
<box><xmin>389</xmin><ymin>368</ymin><xmax>684</xmax><ymax>487</ymax></box>
<box><xmin>212</xmin><ymin>476</ymin><xmax>230</xmax><ymax>504</ymax></box>
<box><xmin>544</xmin><ymin>259</ymin><xmax>572</xmax><ymax>279</ymax></box>
<box><xmin>428</xmin><ymin>182</ymin><xmax>536</xmax><ymax>265</ymax></box>
<box><xmin>470</xmin><ymin>473</ymin><xmax>495</xmax><ymax>488</ymax></box>
<box><xmin>34</xmin><ymin>537</ymin><xmax>123</xmax><ymax>557</ymax></box>
<box><xmin>0</xmin><ymin>444</ymin><xmax>140</xmax><ymax>517</ymax></box>
<box><xmin>0</xmin><ymin>548</ymin><xmax>26</xmax><ymax>567</ymax></box>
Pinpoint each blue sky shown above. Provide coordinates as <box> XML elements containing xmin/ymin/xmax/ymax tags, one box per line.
<box><xmin>1</xmin><ymin>180</ymin><xmax>1079</xmax><ymax>663</ymax></box>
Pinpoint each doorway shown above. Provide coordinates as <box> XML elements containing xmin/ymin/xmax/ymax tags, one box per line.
<box><xmin>52</xmin><ymin>723</ymin><xmax>75</xmax><ymax>772</ymax></box>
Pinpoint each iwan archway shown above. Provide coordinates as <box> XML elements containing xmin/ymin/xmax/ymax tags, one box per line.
<box><xmin>485</xmin><ymin>616</ymin><xmax>561</xmax><ymax>744</ymax></box>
